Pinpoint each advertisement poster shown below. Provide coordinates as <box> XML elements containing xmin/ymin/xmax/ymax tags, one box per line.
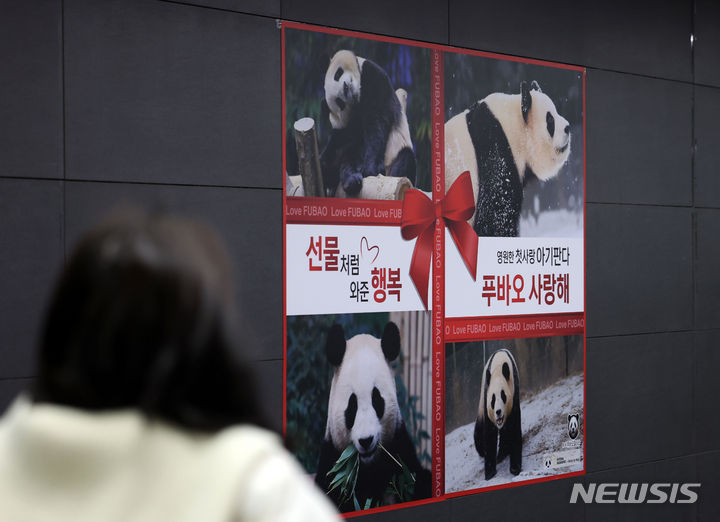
<box><xmin>283</xmin><ymin>22</ymin><xmax>585</xmax><ymax>516</ymax></box>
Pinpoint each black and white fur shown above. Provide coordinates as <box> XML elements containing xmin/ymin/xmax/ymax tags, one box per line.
<box><xmin>445</xmin><ymin>81</ymin><xmax>571</xmax><ymax>236</ymax></box>
<box><xmin>315</xmin><ymin>322</ymin><xmax>430</xmax><ymax>512</ymax></box>
<box><xmin>474</xmin><ymin>348</ymin><xmax>522</xmax><ymax>480</ymax></box>
<box><xmin>321</xmin><ymin>50</ymin><xmax>416</xmax><ymax>196</ymax></box>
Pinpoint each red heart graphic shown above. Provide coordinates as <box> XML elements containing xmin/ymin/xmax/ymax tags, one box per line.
<box><xmin>360</xmin><ymin>237</ymin><xmax>380</xmax><ymax>265</ymax></box>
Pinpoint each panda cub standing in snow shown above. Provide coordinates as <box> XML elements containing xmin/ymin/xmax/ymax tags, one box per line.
<box><xmin>321</xmin><ymin>50</ymin><xmax>416</xmax><ymax>196</ymax></box>
<box><xmin>315</xmin><ymin>322</ymin><xmax>430</xmax><ymax>511</ymax></box>
<box><xmin>445</xmin><ymin>80</ymin><xmax>571</xmax><ymax>236</ymax></box>
<box><xmin>474</xmin><ymin>349</ymin><xmax>522</xmax><ymax>480</ymax></box>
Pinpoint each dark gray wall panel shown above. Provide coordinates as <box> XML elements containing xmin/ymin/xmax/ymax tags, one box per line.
<box><xmin>696</xmin><ymin>210</ymin><xmax>720</xmax><ymax>330</ymax></box>
<box><xmin>281</xmin><ymin>0</ymin><xmax>448</xmax><ymax>44</ymax></box>
<box><xmin>586</xmin><ymin>333</ymin><xmax>693</xmax><ymax>471</ymax></box>
<box><xmin>449</xmin><ymin>0</ymin><xmax>583</xmax><ymax>65</ymax></box>
<box><xmin>0</xmin><ymin>379</ymin><xmax>32</xmax><ymax>414</ymax></box>
<box><xmin>65</xmin><ymin>0</ymin><xmax>280</xmax><ymax>188</ymax></box>
<box><xmin>0</xmin><ymin>0</ymin><xmax>62</xmax><ymax>179</ymax></box>
<box><xmin>161</xmin><ymin>0</ymin><xmax>280</xmax><ymax>17</ymax></box>
<box><xmin>587</xmin><ymin>70</ymin><xmax>692</xmax><ymax>206</ymax></box>
<box><xmin>0</xmin><ymin>179</ymin><xmax>64</xmax><ymax>379</ymax></box>
<box><xmin>449</xmin><ymin>0</ymin><xmax>692</xmax><ymax>81</ymax></box>
<box><xmin>585</xmin><ymin>456</ymin><xmax>697</xmax><ymax>521</ymax></box>
<box><xmin>65</xmin><ymin>182</ymin><xmax>282</xmax><ymax>360</ymax></box>
<box><xmin>695</xmin><ymin>0</ymin><xmax>720</xmax><ymax>87</ymax></box>
<box><xmin>697</xmin><ymin>451</ymin><xmax>720</xmax><ymax>522</ymax></box>
<box><xmin>449</xmin><ymin>475</ymin><xmax>584</xmax><ymax>521</ymax></box>
<box><xmin>587</xmin><ymin>204</ymin><xmax>692</xmax><ymax>337</ymax></box>
<box><xmin>694</xmin><ymin>331</ymin><xmax>720</xmax><ymax>453</ymax></box>
<box><xmin>695</xmin><ymin>86</ymin><xmax>720</xmax><ymax>208</ymax></box>
<box><xmin>250</xmin><ymin>359</ymin><xmax>282</xmax><ymax>432</ymax></box>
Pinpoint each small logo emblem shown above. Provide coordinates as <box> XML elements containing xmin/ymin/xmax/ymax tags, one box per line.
<box><xmin>568</xmin><ymin>413</ymin><xmax>579</xmax><ymax>440</ymax></box>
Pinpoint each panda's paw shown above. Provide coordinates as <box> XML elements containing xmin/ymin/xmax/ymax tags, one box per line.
<box><xmin>510</xmin><ymin>464</ymin><xmax>521</xmax><ymax>476</ymax></box>
<box><xmin>484</xmin><ymin>467</ymin><xmax>497</xmax><ymax>481</ymax></box>
<box><xmin>342</xmin><ymin>172</ymin><xmax>364</xmax><ymax>195</ymax></box>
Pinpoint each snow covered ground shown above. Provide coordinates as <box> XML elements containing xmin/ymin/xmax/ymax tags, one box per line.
<box><xmin>519</xmin><ymin>208</ymin><xmax>583</xmax><ymax>238</ymax></box>
<box><xmin>445</xmin><ymin>373</ymin><xmax>584</xmax><ymax>493</ymax></box>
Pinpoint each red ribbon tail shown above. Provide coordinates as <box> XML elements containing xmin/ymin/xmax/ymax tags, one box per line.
<box><xmin>408</xmin><ymin>227</ymin><xmax>434</xmax><ymax>310</ymax></box>
<box><xmin>447</xmin><ymin>220</ymin><xmax>478</xmax><ymax>281</ymax></box>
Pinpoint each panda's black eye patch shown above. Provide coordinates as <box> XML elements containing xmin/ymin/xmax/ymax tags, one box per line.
<box><xmin>546</xmin><ymin>112</ymin><xmax>555</xmax><ymax>138</ymax></box>
<box><xmin>501</xmin><ymin>390</ymin><xmax>507</xmax><ymax>403</ymax></box>
<box><xmin>490</xmin><ymin>394</ymin><xmax>496</xmax><ymax>409</ymax></box>
<box><xmin>334</xmin><ymin>67</ymin><xmax>343</xmax><ymax>82</ymax></box>
<box><xmin>502</xmin><ymin>362</ymin><xmax>510</xmax><ymax>381</ymax></box>
<box><xmin>345</xmin><ymin>393</ymin><xmax>357</xmax><ymax>430</ymax></box>
<box><xmin>372</xmin><ymin>387</ymin><xmax>385</xmax><ymax>419</ymax></box>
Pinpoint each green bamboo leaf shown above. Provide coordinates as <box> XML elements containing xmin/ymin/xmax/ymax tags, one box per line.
<box><xmin>330</xmin><ymin>466</ymin><xmax>348</xmax><ymax>485</ymax></box>
<box><xmin>344</xmin><ymin>460</ymin><xmax>357</xmax><ymax>490</ymax></box>
<box><xmin>326</xmin><ymin>445</ymin><xmax>357</xmax><ymax>476</ymax></box>
<box><xmin>328</xmin><ymin>469</ymin><xmax>349</xmax><ymax>492</ymax></box>
<box><xmin>338</xmin><ymin>445</ymin><xmax>357</xmax><ymax>462</ymax></box>
<box><xmin>350</xmin><ymin>458</ymin><xmax>359</xmax><ymax>494</ymax></box>
<box><xmin>326</xmin><ymin>458</ymin><xmax>348</xmax><ymax>476</ymax></box>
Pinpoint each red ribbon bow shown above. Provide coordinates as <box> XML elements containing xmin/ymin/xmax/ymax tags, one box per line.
<box><xmin>401</xmin><ymin>171</ymin><xmax>478</xmax><ymax>309</ymax></box>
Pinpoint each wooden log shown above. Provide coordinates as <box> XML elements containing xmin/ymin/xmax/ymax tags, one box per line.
<box><xmin>293</xmin><ymin>117</ymin><xmax>324</xmax><ymax>197</ymax></box>
<box><xmin>287</xmin><ymin>175</ymin><xmax>304</xmax><ymax>197</ymax></box>
<box><xmin>335</xmin><ymin>175</ymin><xmax>412</xmax><ymax>200</ymax></box>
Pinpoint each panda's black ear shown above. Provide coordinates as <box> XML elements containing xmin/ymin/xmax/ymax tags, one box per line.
<box><xmin>530</xmin><ymin>80</ymin><xmax>542</xmax><ymax>92</ymax></box>
<box><xmin>521</xmin><ymin>81</ymin><xmax>532</xmax><ymax>123</ymax></box>
<box><xmin>326</xmin><ymin>324</ymin><xmax>346</xmax><ymax>366</ymax></box>
<box><xmin>381</xmin><ymin>322</ymin><xmax>401</xmax><ymax>361</ymax></box>
<box><xmin>568</xmin><ymin>414</ymin><xmax>572</xmax><ymax>422</ymax></box>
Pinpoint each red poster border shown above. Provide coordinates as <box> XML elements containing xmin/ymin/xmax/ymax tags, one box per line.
<box><xmin>431</xmin><ymin>47</ymin><xmax>445</xmax><ymax>498</ymax></box>
<box><xmin>281</xmin><ymin>20</ymin><xmax>587</xmax><ymax>517</ymax></box>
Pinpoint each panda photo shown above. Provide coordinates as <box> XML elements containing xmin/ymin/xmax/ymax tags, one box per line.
<box><xmin>284</xmin><ymin>30</ymin><xmax>432</xmax><ymax>199</ymax></box>
<box><xmin>474</xmin><ymin>348</ymin><xmax>522</xmax><ymax>480</ymax></box>
<box><xmin>443</xmin><ymin>53</ymin><xmax>584</xmax><ymax>238</ymax></box>
<box><xmin>320</xmin><ymin>50</ymin><xmax>417</xmax><ymax>196</ymax></box>
<box><xmin>568</xmin><ymin>413</ymin><xmax>580</xmax><ymax>440</ymax></box>
<box><xmin>444</xmin><ymin>336</ymin><xmax>584</xmax><ymax>493</ymax></box>
<box><xmin>314</xmin><ymin>321</ymin><xmax>431</xmax><ymax>512</ymax></box>
<box><xmin>445</xmin><ymin>80</ymin><xmax>571</xmax><ymax>237</ymax></box>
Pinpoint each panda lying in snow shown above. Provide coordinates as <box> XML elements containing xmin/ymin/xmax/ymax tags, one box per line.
<box><xmin>315</xmin><ymin>322</ymin><xmax>431</xmax><ymax>511</ymax></box>
<box><xmin>445</xmin><ymin>80</ymin><xmax>571</xmax><ymax>237</ymax></box>
<box><xmin>320</xmin><ymin>50</ymin><xmax>416</xmax><ymax>196</ymax></box>
<box><xmin>474</xmin><ymin>348</ymin><xmax>522</xmax><ymax>480</ymax></box>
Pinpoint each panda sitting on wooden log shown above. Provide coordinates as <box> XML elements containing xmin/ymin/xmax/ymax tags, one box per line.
<box><xmin>320</xmin><ymin>50</ymin><xmax>416</xmax><ymax>197</ymax></box>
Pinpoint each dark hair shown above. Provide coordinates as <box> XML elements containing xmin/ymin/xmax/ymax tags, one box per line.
<box><xmin>34</xmin><ymin>211</ymin><xmax>266</xmax><ymax>432</ymax></box>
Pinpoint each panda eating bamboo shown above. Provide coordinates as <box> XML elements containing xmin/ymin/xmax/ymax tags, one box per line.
<box><xmin>315</xmin><ymin>322</ymin><xmax>431</xmax><ymax>511</ymax></box>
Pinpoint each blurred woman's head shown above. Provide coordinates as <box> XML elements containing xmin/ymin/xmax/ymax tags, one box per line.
<box><xmin>34</xmin><ymin>211</ymin><xmax>264</xmax><ymax>431</ymax></box>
